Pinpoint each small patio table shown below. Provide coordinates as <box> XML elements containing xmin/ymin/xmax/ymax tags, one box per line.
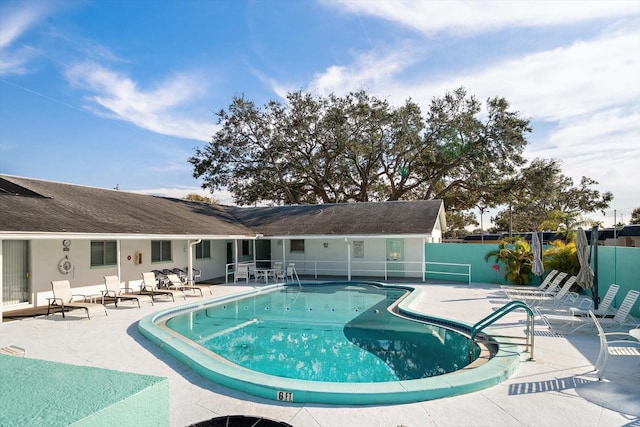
<box><xmin>257</xmin><ymin>269</ymin><xmax>276</xmax><ymax>284</ymax></box>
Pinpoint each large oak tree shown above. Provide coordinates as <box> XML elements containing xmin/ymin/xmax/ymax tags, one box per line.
<box><xmin>190</xmin><ymin>87</ymin><xmax>530</xmax><ymax>209</ymax></box>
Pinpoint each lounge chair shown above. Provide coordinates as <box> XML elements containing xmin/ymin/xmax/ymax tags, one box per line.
<box><xmin>234</xmin><ymin>263</ymin><xmax>249</xmax><ymax>284</ymax></box>
<box><xmin>518</xmin><ymin>276</ymin><xmax>580</xmax><ymax>308</ymax></box>
<box><xmin>47</xmin><ymin>280</ymin><xmax>107</xmax><ymax>319</ymax></box>
<box><xmin>505</xmin><ymin>272</ymin><xmax>568</xmax><ymax>300</ymax></box>
<box><xmin>540</xmin><ymin>289</ymin><xmax>640</xmax><ymax>333</ymax></box>
<box><xmin>501</xmin><ymin>269</ymin><xmax>559</xmax><ymax>292</ymax></box>
<box><xmin>103</xmin><ymin>275</ymin><xmax>153</xmax><ymax>308</ymax></box>
<box><xmin>589</xmin><ymin>310</ymin><xmax>640</xmax><ymax>380</ymax></box>
<box><xmin>166</xmin><ymin>273</ymin><xmax>208</xmax><ymax>296</ymax></box>
<box><xmin>140</xmin><ymin>272</ymin><xmax>184</xmax><ymax>302</ymax></box>
<box><xmin>569</xmin><ymin>284</ymin><xmax>619</xmax><ymax>318</ymax></box>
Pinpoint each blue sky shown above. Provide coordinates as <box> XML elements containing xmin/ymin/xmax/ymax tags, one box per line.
<box><xmin>1</xmin><ymin>0</ymin><xmax>639</xmax><ymax>226</ymax></box>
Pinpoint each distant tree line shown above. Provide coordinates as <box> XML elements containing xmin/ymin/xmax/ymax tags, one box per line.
<box><xmin>189</xmin><ymin>87</ymin><xmax>613</xmax><ymax>233</ymax></box>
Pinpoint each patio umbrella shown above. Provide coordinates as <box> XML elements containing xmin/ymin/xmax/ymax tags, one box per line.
<box><xmin>531</xmin><ymin>231</ymin><xmax>545</xmax><ymax>277</ymax></box>
<box><xmin>575</xmin><ymin>227</ymin><xmax>594</xmax><ymax>290</ymax></box>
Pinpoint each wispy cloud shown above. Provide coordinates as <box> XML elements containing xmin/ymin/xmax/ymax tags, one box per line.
<box><xmin>65</xmin><ymin>63</ymin><xmax>216</xmax><ymax>142</ymax></box>
<box><xmin>307</xmin><ymin>44</ymin><xmax>420</xmax><ymax>96</ymax></box>
<box><xmin>0</xmin><ymin>2</ymin><xmax>48</xmax><ymax>75</ymax></box>
<box><xmin>325</xmin><ymin>0</ymin><xmax>640</xmax><ymax>36</ymax></box>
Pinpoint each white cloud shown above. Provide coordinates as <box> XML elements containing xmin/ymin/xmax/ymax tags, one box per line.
<box><xmin>65</xmin><ymin>63</ymin><xmax>216</xmax><ymax>142</ymax></box>
<box><xmin>0</xmin><ymin>2</ymin><xmax>48</xmax><ymax>75</ymax></box>
<box><xmin>325</xmin><ymin>0</ymin><xmax>640</xmax><ymax>36</ymax></box>
<box><xmin>299</xmin><ymin>14</ymin><xmax>640</xmax><ymax>218</ymax></box>
<box><xmin>307</xmin><ymin>44</ymin><xmax>420</xmax><ymax>96</ymax></box>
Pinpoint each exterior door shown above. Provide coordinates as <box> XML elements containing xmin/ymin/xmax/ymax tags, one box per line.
<box><xmin>386</xmin><ymin>239</ymin><xmax>404</xmax><ymax>277</ymax></box>
<box><xmin>2</xmin><ymin>240</ymin><xmax>30</xmax><ymax>306</ymax></box>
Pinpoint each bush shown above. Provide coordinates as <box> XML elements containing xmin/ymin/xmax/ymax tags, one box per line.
<box><xmin>485</xmin><ymin>237</ymin><xmax>534</xmax><ymax>285</ymax></box>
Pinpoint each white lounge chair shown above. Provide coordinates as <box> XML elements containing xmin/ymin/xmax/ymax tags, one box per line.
<box><xmin>569</xmin><ymin>284</ymin><xmax>619</xmax><ymax>318</ymax></box>
<box><xmin>140</xmin><ymin>272</ymin><xmax>184</xmax><ymax>301</ymax></box>
<box><xmin>540</xmin><ymin>289</ymin><xmax>640</xmax><ymax>333</ymax></box>
<box><xmin>506</xmin><ymin>272</ymin><xmax>568</xmax><ymax>300</ymax></box>
<box><xmin>501</xmin><ymin>269</ymin><xmax>559</xmax><ymax>292</ymax></box>
<box><xmin>589</xmin><ymin>310</ymin><xmax>640</xmax><ymax>380</ymax></box>
<box><xmin>518</xmin><ymin>276</ymin><xmax>580</xmax><ymax>308</ymax></box>
<box><xmin>103</xmin><ymin>275</ymin><xmax>153</xmax><ymax>308</ymax></box>
<box><xmin>47</xmin><ymin>280</ymin><xmax>107</xmax><ymax>319</ymax></box>
<box><xmin>166</xmin><ymin>273</ymin><xmax>209</xmax><ymax>296</ymax></box>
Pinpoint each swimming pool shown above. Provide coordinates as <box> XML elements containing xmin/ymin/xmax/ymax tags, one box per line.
<box><xmin>139</xmin><ymin>282</ymin><xmax>520</xmax><ymax>404</ymax></box>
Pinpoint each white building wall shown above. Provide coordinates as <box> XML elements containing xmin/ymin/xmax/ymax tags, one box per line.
<box><xmin>269</xmin><ymin>236</ymin><xmax>428</xmax><ymax>279</ymax></box>
<box><xmin>26</xmin><ymin>238</ymin><xmax>229</xmax><ymax>308</ymax></box>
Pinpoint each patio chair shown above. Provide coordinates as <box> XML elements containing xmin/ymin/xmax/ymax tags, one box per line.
<box><xmin>234</xmin><ymin>263</ymin><xmax>250</xmax><ymax>284</ymax></box>
<box><xmin>540</xmin><ymin>289</ymin><xmax>640</xmax><ymax>333</ymax></box>
<box><xmin>501</xmin><ymin>269</ymin><xmax>559</xmax><ymax>292</ymax></box>
<box><xmin>103</xmin><ymin>275</ymin><xmax>153</xmax><ymax>308</ymax></box>
<box><xmin>140</xmin><ymin>272</ymin><xmax>183</xmax><ymax>302</ymax></box>
<box><xmin>171</xmin><ymin>268</ymin><xmax>192</xmax><ymax>283</ymax></box>
<box><xmin>47</xmin><ymin>280</ymin><xmax>107</xmax><ymax>319</ymax></box>
<box><xmin>569</xmin><ymin>284</ymin><xmax>620</xmax><ymax>318</ymax></box>
<box><xmin>505</xmin><ymin>272</ymin><xmax>567</xmax><ymax>300</ymax></box>
<box><xmin>166</xmin><ymin>273</ymin><xmax>207</xmax><ymax>296</ymax></box>
<box><xmin>589</xmin><ymin>310</ymin><xmax>640</xmax><ymax>380</ymax></box>
<box><xmin>184</xmin><ymin>267</ymin><xmax>202</xmax><ymax>283</ymax></box>
<box><xmin>518</xmin><ymin>276</ymin><xmax>579</xmax><ymax>308</ymax></box>
<box><xmin>276</xmin><ymin>263</ymin><xmax>296</xmax><ymax>282</ymax></box>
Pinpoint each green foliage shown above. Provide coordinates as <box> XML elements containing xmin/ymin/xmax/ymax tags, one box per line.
<box><xmin>190</xmin><ymin>87</ymin><xmax>531</xmax><ymax>207</ymax></box>
<box><xmin>630</xmin><ymin>207</ymin><xmax>640</xmax><ymax>225</ymax></box>
<box><xmin>543</xmin><ymin>240</ymin><xmax>579</xmax><ymax>277</ymax></box>
<box><xmin>491</xmin><ymin>159</ymin><xmax>613</xmax><ymax>233</ymax></box>
<box><xmin>484</xmin><ymin>237</ymin><xmax>533</xmax><ymax>285</ymax></box>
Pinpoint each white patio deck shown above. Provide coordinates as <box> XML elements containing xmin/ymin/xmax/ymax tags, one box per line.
<box><xmin>1</xmin><ymin>281</ymin><xmax>639</xmax><ymax>427</ymax></box>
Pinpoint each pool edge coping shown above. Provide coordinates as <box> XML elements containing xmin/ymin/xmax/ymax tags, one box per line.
<box><xmin>138</xmin><ymin>282</ymin><xmax>521</xmax><ymax>405</ymax></box>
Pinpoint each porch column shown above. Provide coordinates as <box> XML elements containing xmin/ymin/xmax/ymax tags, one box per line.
<box><xmin>116</xmin><ymin>240</ymin><xmax>122</xmax><ymax>281</ymax></box>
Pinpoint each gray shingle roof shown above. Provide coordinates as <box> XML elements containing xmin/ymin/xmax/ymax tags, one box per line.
<box><xmin>0</xmin><ymin>175</ymin><xmax>253</xmax><ymax>236</ymax></box>
<box><xmin>0</xmin><ymin>175</ymin><xmax>445</xmax><ymax>237</ymax></box>
<box><xmin>227</xmin><ymin>200</ymin><xmax>444</xmax><ymax>236</ymax></box>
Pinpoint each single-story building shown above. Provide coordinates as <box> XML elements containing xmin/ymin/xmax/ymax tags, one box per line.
<box><xmin>0</xmin><ymin>175</ymin><xmax>446</xmax><ymax>317</ymax></box>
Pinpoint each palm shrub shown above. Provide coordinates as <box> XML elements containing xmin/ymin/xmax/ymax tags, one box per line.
<box><xmin>485</xmin><ymin>237</ymin><xmax>533</xmax><ymax>285</ymax></box>
<box><xmin>543</xmin><ymin>240</ymin><xmax>581</xmax><ymax>291</ymax></box>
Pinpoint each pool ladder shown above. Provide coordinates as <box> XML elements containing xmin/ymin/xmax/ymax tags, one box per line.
<box><xmin>469</xmin><ymin>300</ymin><xmax>535</xmax><ymax>363</ymax></box>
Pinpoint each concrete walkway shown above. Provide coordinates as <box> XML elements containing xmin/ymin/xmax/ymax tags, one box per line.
<box><xmin>1</xmin><ymin>282</ymin><xmax>639</xmax><ymax>427</ymax></box>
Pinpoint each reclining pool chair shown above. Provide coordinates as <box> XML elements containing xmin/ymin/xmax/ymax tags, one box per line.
<box><xmin>103</xmin><ymin>275</ymin><xmax>153</xmax><ymax>308</ymax></box>
<box><xmin>140</xmin><ymin>272</ymin><xmax>184</xmax><ymax>301</ymax></box>
<box><xmin>540</xmin><ymin>289</ymin><xmax>640</xmax><ymax>333</ymax></box>
<box><xmin>47</xmin><ymin>280</ymin><xmax>107</xmax><ymax>319</ymax></box>
<box><xmin>166</xmin><ymin>273</ymin><xmax>211</xmax><ymax>296</ymax></box>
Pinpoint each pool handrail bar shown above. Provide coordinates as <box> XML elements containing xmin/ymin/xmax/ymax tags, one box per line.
<box><xmin>469</xmin><ymin>300</ymin><xmax>535</xmax><ymax>362</ymax></box>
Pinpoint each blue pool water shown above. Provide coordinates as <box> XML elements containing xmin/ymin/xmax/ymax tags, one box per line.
<box><xmin>139</xmin><ymin>282</ymin><xmax>521</xmax><ymax>404</ymax></box>
<box><xmin>164</xmin><ymin>284</ymin><xmax>477</xmax><ymax>383</ymax></box>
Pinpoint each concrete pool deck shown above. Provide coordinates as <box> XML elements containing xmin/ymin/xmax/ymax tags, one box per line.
<box><xmin>1</xmin><ymin>281</ymin><xmax>639</xmax><ymax>426</ymax></box>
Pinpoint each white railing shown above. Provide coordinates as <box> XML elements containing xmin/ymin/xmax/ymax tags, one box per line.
<box><xmin>424</xmin><ymin>261</ymin><xmax>472</xmax><ymax>285</ymax></box>
<box><xmin>226</xmin><ymin>259</ymin><xmax>472</xmax><ymax>283</ymax></box>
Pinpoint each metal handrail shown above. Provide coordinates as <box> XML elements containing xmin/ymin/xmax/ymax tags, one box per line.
<box><xmin>469</xmin><ymin>300</ymin><xmax>535</xmax><ymax>362</ymax></box>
